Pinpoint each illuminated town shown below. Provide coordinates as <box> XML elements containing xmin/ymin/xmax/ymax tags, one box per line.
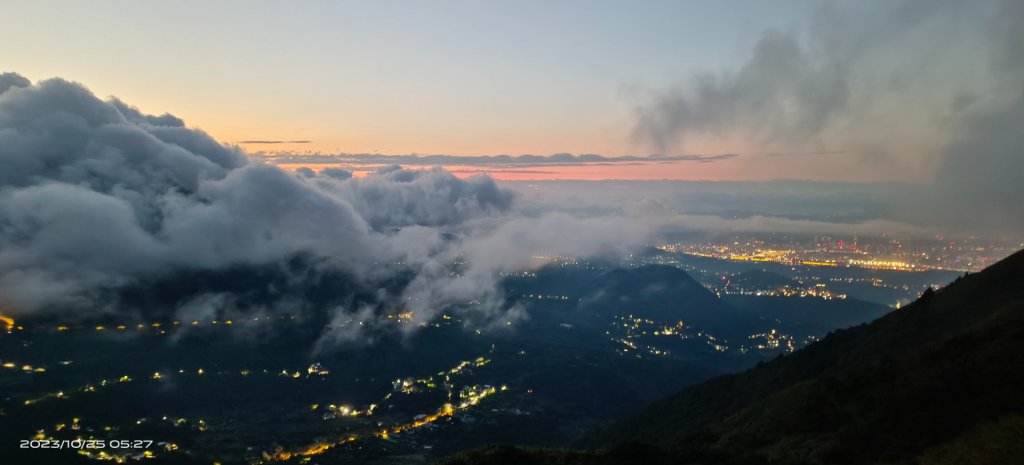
<box><xmin>0</xmin><ymin>308</ymin><xmax>521</xmax><ymax>464</ymax></box>
<box><xmin>655</xmin><ymin>234</ymin><xmax>1018</xmax><ymax>273</ymax></box>
<box><xmin>607</xmin><ymin>314</ymin><xmax>813</xmax><ymax>358</ymax></box>
<box><xmin>10</xmin><ymin>338</ymin><xmax>505</xmax><ymax>464</ymax></box>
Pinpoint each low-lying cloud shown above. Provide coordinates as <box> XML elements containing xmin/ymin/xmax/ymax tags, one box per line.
<box><xmin>1</xmin><ymin>63</ymin><xmax>1016</xmax><ymax>350</ymax></box>
<box><xmin>0</xmin><ymin>75</ymin><xmax>663</xmax><ymax>346</ymax></box>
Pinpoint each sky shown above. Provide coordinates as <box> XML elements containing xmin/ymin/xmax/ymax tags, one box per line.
<box><xmin>0</xmin><ymin>0</ymin><xmax>895</xmax><ymax>180</ymax></box>
<box><xmin>1</xmin><ymin>1</ymin><xmax>796</xmax><ymax>153</ymax></box>
<box><xmin>0</xmin><ymin>2</ymin><xmax>1021</xmax><ymax>184</ymax></box>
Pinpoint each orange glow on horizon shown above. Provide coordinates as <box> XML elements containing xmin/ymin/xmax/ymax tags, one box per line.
<box><xmin>274</xmin><ymin>161</ymin><xmax>745</xmax><ymax>182</ymax></box>
<box><xmin>269</xmin><ymin>145</ymin><xmax>920</xmax><ymax>183</ymax></box>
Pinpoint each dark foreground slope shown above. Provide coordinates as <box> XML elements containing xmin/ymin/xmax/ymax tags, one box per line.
<box><xmin>438</xmin><ymin>249</ymin><xmax>1024</xmax><ymax>465</ymax></box>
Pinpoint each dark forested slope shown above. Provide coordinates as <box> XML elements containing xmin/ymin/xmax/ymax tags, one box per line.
<box><xmin>439</xmin><ymin>249</ymin><xmax>1024</xmax><ymax>465</ymax></box>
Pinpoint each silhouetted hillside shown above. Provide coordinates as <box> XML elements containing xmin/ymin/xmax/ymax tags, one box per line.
<box><xmin>438</xmin><ymin>249</ymin><xmax>1024</xmax><ymax>465</ymax></box>
<box><xmin>579</xmin><ymin>265</ymin><xmax>750</xmax><ymax>338</ymax></box>
<box><xmin>723</xmin><ymin>294</ymin><xmax>891</xmax><ymax>336</ymax></box>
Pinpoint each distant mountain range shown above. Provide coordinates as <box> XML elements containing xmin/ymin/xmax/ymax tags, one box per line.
<box><xmin>438</xmin><ymin>248</ymin><xmax>1024</xmax><ymax>465</ymax></box>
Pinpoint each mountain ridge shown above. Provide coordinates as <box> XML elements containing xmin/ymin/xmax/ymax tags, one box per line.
<box><xmin>438</xmin><ymin>248</ymin><xmax>1024</xmax><ymax>465</ymax></box>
